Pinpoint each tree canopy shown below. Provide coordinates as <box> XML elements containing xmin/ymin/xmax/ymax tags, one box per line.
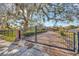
<box><xmin>0</xmin><ymin>3</ymin><xmax>79</xmax><ymax>29</ymax></box>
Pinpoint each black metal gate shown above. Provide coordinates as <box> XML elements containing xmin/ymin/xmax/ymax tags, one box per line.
<box><xmin>22</xmin><ymin>26</ymin><xmax>79</xmax><ymax>53</ymax></box>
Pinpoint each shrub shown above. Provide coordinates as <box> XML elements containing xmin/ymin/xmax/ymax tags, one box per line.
<box><xmin>60</xmin><ymin>31</ymin><xmax>66</xmax><ymax>36</ymax></box>
<box><xmin>23</xmin><ymin>28</ymin><xmax>47</xmax><ymax>36</ymax></box>
<box><xmin>23</xmin><ymin>31</ymin><xmax>35</xmax><ymax>36</ymax></box>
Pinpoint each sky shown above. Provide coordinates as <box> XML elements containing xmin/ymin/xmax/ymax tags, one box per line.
<box><xmin>7</xmin><ymin>18</ymin><xmax>79</xmax><ymax>29</ymax></box>
<box><xmin>8</xmin><ymin>18</ymin><xmax>79</xmax><ymax>27</ymax></box>
<box><xmin>44</xmin><ymin>19</ymin><xmax>79</xmax><ymax>27</ymax></box>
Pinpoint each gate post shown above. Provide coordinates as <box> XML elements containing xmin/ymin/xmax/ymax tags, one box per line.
<box><xmin>77</xmin><ymin>32</ymin><xmax>79</xmax><ymax>53</ymax></box>
<box><xmin>35</xmin><ymin>26</ymin><xmax>37</xmax><ymax>43</ymax></box>
<box><xmin>73</xmin><ymin>32</ymin><xmax>76</xmax><ymax>52</ymax></box>
<box><xmin>75</xmin><ymin>32</ymin><xmax>79</xmax><ymax>53</ymax></box>
<box><xmin>15</xmin><ymin>29</ymin><xmax>21</xmax><ymax>41</ymax></box>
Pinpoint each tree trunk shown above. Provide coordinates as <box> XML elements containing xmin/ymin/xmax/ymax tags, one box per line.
<box><xmin>23</xmin><ymin>20</ymin><xmax>28</xmax><ymax>30</ymax></box>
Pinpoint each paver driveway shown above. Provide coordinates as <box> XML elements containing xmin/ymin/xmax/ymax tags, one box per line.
<box><xmin>24</xmin><ymin>31</ymin><xmax>76</xmax><ymax>56</ymax></box>
<box><xmin>25</xmin><ymin>31</ymin><xmax>74</xmax><ymax>49</ymax></box>
<box><xmin>0</xmin><ymin>31</ymin><xmax>77</xmax><ymax>56</ymax></box>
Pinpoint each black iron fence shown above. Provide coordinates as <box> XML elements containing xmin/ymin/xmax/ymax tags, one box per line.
<box><xmin>0</xmin><ymin>29</ymin><xmax>16</xmax><ymax>41</ymax></box>
<box><xmin>61</xmin><ymin>31</ymin><xmax>79</xmax><ymax>53</ymax></box>
<box><xmin>59</xmin><ymin>31</ymin><xmax>76</xmax><ymax>51</ymax></box>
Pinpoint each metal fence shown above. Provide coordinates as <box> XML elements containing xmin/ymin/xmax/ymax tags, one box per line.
<box><xmin>62</xmin><ymin>31</ymin><xmax>79</xmax><ymax>53</ymax></box>
<box><xmin>0</xmin><ymin>30</ymin><xmax>16</xmax><ymax>41</ymax></box>
<box><xmin>59</xmin><ymin>31</ymin><xmax>76</xmax><ymax>51</ymax></box>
